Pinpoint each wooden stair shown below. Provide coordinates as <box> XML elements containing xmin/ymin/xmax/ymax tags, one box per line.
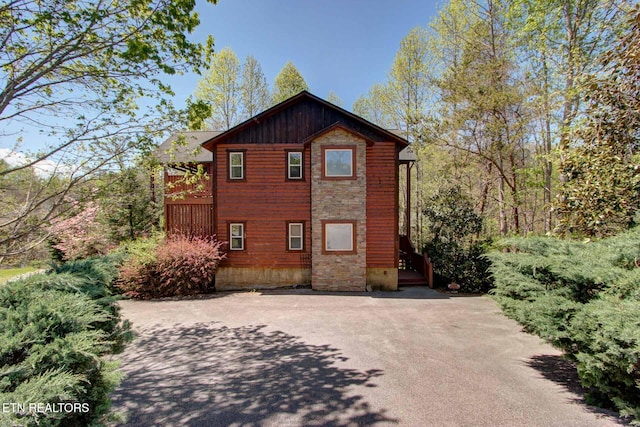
<box><xmin>398</xmin><ymin>234</ymin><xmax>434</xmax><ymax>287</ymax></box>
<box><xmin>398</xmin><ymin>269</ymin><xmax>430</xmax><ymax>286</ymax></box>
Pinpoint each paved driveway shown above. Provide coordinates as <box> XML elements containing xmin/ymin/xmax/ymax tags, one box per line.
<box><xmin>110</xmin><ymin>287</ymin><xmax>624</xmax><ymax>426</ymax></box>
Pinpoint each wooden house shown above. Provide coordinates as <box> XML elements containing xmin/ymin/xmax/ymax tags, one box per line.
<box><xmin>156</xmin><ymin>91</ymin><xmax>431</xmax><ymax>291</ymax></box>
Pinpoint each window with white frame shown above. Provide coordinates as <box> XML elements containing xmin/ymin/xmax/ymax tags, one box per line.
<box><xmin>229</xmin><ymin>152</ymin><xmax>244</xmax><ymax>180</ymax></box>
<box><xmin>324</xmin><ymin>222</ymin><xmax>355</xmax><ymax>252</ymax></box>
<box><xmin>288</xmin><ymin>222</ymin><xmax>303</xmax><ymax>250</ymax></box>
<box><xmin>287</xmin><ymin>151</ymin><xmax>303</xmax><ymax>179</ymax></box>
<box><xmin>324</xmin><ymin>148</ymin><xmax>354</xmax><ymax>177</ymax></box>
<box><xmin>230</xmin><ymin>223</ymin><xmax>245</xmax><ymax>250</ymax></box>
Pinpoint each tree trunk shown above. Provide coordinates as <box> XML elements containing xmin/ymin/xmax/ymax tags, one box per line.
<box><xmin>542</xmin><ymin>55</ymin><xmax>553</xmax><ymax>233</ymax></box>
<box><xmin>510</xmin><ymin>153</ymin><xmax>520</xmax><ymax>235</ymax></box>
<box><xmin>498</xmin><ymin>155</ymin><xmax>508</xmax><ymax>236</ymax></box>
<box><xmin>478</xmin><ymin>161</ymin><xmax>492</xmax><ymax>217</ymax></box>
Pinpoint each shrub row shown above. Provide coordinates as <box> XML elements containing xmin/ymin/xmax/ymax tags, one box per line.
<box><xmin>489</xmin><ymin>228</ymin><xmax>640</xmax><ymax>423</ymax></box>
<box><xmin>0</xmin><ymin>256</ymin><xmax>131</xmax><ymax>427</ymax></box>
<box><xmin>116</xmin><ymin>234</ymin><xmax>226</xmax><ymax>299</ymax></box>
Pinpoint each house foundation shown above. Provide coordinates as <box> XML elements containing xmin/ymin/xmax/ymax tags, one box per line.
<box><xmin>215</xmin><ymin>267</ymin><xmax>311</xmax><ymax>291</ymax></box>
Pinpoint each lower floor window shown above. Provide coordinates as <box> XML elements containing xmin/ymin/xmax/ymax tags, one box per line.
<box><xmin>323</xmin><ymin>221</ymin><xmax>356</xmax><ymax>253</ymax></box>
<box><xmin>288</xmin><ymin>222</ymin><xmax>304</xmax><ymax>250</ymax></box>
<box><xmin>230</xmin><ymin>223</ymin><xmax>245</xmax><ymax>250</ymax></box>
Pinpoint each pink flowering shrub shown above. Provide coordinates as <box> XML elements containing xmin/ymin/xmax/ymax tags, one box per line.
<box><xmin>117</xmin><ymin>234</ymin><xmax>226</xmax><ymax>299</ymax></box>
<box><xmin>49</xmin><ymin>202</ymin><xmax>112</xmax><ymax>261</ymax></box>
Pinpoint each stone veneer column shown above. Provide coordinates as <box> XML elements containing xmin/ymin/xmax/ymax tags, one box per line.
<box><xmin>311</xmin><ymin>128</ymin><xmax>367</xmax><ymax>291</ymax></box>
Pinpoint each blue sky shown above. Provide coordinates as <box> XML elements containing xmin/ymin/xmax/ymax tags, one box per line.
<box><xmin>174</xmin><ymin>0</ymin><xmax>442</xmax><ymax>109</ymax></box>
<box><xmin>1</xmin><ymin>1</ymin><xmax>441</xmax><ymax>155</ymax></box>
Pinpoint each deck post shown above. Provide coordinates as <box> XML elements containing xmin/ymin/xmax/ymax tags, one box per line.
<box><xmin>406</xmin><ymin>162</ymin><xmax>412</xmax><ymax>242</ymax></box>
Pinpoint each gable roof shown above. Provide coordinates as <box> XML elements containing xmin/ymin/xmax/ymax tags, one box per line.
<box><xmin>302</xmin><ymin>122</ymin><xmax>376</xmax><ymax>146</ymax></box>
<box><xmin>156</xmin><ymin>131</ymin><xmax>222</xmax><ymax>164</ymax></box>
<box><xmin>202</xmin><ymin>91</ymin><xmax>408</xmax><ymax>151</ymax></box>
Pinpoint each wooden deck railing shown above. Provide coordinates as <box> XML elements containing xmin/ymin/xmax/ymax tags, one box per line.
<box><xmin>164</xmin><ymin>174</ymin><xmax>212</xmax><ymax>199</ymax></box>
<box><xmin>165</xmin><ymin>202</ymin><xmax>214</xmax><ymax>236</ymax></box>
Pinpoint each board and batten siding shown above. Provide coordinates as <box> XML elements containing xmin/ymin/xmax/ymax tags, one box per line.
<box><xmin>216</xmin><ymin>98</ymin><xmax>395</xmax><ymax>147</ymax></box>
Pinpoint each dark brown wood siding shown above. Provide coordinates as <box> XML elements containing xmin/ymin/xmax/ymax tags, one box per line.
<box><xmin>366</xmin><ymin>141</ymin><xmax>399</xmax><ymax>268</ymax></box>
<box><xmin>215</xmin><ymin>143</ymin><xmax>311</xmax><ymax>268</ymax></box>
<box><xmin>220</xmin><ymin>98</ymin><xmax>395</xmax><ymax>145</ymax></box>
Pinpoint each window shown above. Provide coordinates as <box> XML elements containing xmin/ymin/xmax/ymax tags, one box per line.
<box><xmin>288</xmin><ymin>222</ymin><xmax>304</xmax><ymax>250</ymax></box>
<box><xmin>230</xmin><ymin>223</ymin><xmax>245</xmax><ymax>250</ymax></box>
<box><xmin>323</xmin><ymin>147</ymin><xmax>355</xmax><ymax>178</ymax></box>
<box><xmin>166</xmin><ymin>167</ymin><xmax>185</xmax><ymax>176</ymax></box>
<box><xmin>287</xmin><ymin>151</ymin><xmax>303</xmax><ymax>179</ymax></box>
<box><xmin>323</xmin><ymin>221</ymin><xmax>356</xmax><ymax>254</ymax></box>
<box><xmin>229</xmin><ymin>151</ymin><xmax>244</xmax><ymax>180</ymax></box>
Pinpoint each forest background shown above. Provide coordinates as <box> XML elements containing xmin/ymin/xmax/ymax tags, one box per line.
<box><xmin>0</xmin><ymin>0</ymin><xmax>638</xmax><ymax>265</ymax></box>
<box><xmin>1</xmin><ymin>0</ymin><xmax>639</xmax><ymax>422</ymax></box>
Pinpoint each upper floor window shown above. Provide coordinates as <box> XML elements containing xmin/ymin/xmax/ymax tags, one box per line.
<box><xmin>323</xmin><ymin>147</ymin><xmax>355</xmax><ymax>179</ymax></box>
<box><xmin>287</xmin><ymin>151</ymin><xmax>303</xmax><ymax>180</ymax></box>
<box><xmin>229</xmin><ymin>151</ymin><xmax>244</xmax><ymax>180</ymax></box>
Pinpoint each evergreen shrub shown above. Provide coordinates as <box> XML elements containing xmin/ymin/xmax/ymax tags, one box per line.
<box><xmin>422</xmin><ymin>185</ymin><xmax>493</xmax><ymax>293</ymax></box>
<box><xmin>489</xmin><ymin>227</ymin><xmax>640</xmax><ymax>423</ymax></box>
<box><xmin>0</xmin><ymin>256</ymin><xmax>130</xmax><ymax>426</ymax></box>
<box><xmin>117</xmin><ymin>234</ymin><xmax>226</xmax><ymax>299</ymax></box>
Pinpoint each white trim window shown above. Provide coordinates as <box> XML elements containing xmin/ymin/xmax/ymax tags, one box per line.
<box><xmin>325</xmin><ymin>223</ymin><xmax>354</xmax><ymax>252</ymax></box>
<box><xmin>229</xmin><ymin>152</ymin><xmax>244</xmax><ymax>179</ymax></box>
<box><xmin>288</xmin><ymin>151</ymin><xmax>303</xmax><ymax>179</ymax></box>
<box><xmin>230</xmin><ymin>223</ymin><xmax>245</xmax><ymax>250</ymax></box>
<box><xmin>325</xmin><ymin>148</ymin><xmax>353</xmax><ymax>177</ymax></box>
<box><xmin>288</xmin><ymin>223</ymin><xmax>303</xmax><ymax>250</ymax></box>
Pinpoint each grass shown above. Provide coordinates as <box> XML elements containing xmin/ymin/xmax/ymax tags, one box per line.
<box><xmin>0</xmin><ymin>266</ymin><xmax>40</xmax><ymax>283</ymax></box>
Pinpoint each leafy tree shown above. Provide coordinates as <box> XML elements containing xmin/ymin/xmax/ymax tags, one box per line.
<box><xmin>556</xmin><ymin>5</ymin><xmax>640</xmax><ymax>237</ymax></box>
<box><xmin>422</xmin><ymin>185</ymin><xmax>492</xmax><ymax>292</ymax></box>
<box><xmin>271</xmin><ymin>61</ymin><xmax>309</xmax><ymax>104</ymax></box>
<box><xmin>0</xmin><ymin>0</ymin><xmax>217</xmax><ymax>261</ymax></box>
<box><xmin>425</xmin><ymin>0</ymin><xmax>534</xmax><ymax>236</ymax></box>
<box><xmin>194</xmin><ymin>47</ymin><xmax>242</xmax><ymax>130</ymax></box>
<box><xmin>240</xmin><ymin>56</ymin><xmax>271</xmax><ymax>119</ymax></box>
<box><xmin>49</xmin><ymin>202</ymin><xmax>112</xmax><ymax>261</ymax></box>
<box><xmin>0</xmin><ymin>159</ymin><xmax>56</xmax><ymax>264</ymax></box>
<box><xmin>387</xmin><ymin>27</ymin><xmax>433</xmax><ymax>141</ymax></box>
<box><xmin>352</xmin><ymin>83</ymin><xmax>394</xmax><ymax>129</ymax></box>
<box><xmin>98</xmin><ymin>167</ymin><xmax>160</xmax><ymax>242</ymax></box>
<box><xmin>372</xmin><ymin>27</ymin><xmax>434</xmax><ymax>247</ymax></box>
<box><xmin>509</xmin><ymin>0</ymin><xmax>627</xmax><ymax>232</ymax></box>
<box><xmin>326</xmin><ymin>90</ymin><xmax>344</xmax><ymax>108</ymax></box>
<box><xmin>353</xmin><ymin>0</ymin><xmax>627</xmax><ymax>239</ymax></box>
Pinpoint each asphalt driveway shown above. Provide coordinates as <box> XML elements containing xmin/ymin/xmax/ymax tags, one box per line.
<box><xmin>110</xmin><ymin>287</ymin><xmax>624</xmax><ymax>426</ymax></box>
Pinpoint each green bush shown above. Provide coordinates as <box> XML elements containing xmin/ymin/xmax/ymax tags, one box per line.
<box><xmin>117</xmin><ymin>234</ymin><xmax>226</xmax><ymax>299</ymax></box>
<box><xmin>0</xmin><ymin>257</ymin><xmax>131</xmax><ymax>427</ymax></box>
<box><xmin>422</xmin><ymin>185</ymin><xmax>493</xmax><ymax>293</ymax></box>
<box><xmin>571</xmin><ymin>297</ymin><xmax>640</xmax><ymax>420</ymax></box>
<box><xmin>489</xmin><ymin>228</ymin><xmax>640</xmax><ymax>423</ymax></box>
